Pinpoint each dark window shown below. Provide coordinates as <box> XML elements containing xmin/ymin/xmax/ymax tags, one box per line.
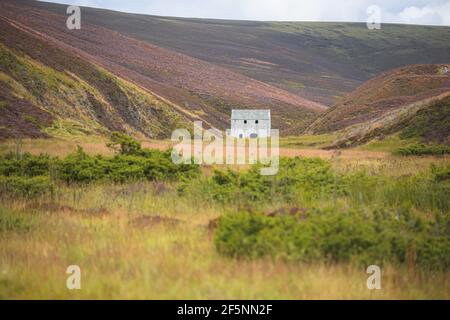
<box><xmin>244</xmin><ymin>120</ymin><xmax>247</xmax><ymax>124</ymax></box>
<box><xmin>255</xmin><ymin>120</ymin><xmax>259</xmax><ymax>124</ymax></box>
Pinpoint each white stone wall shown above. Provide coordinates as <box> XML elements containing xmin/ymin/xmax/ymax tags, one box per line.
<box><xmin>230</xmin><ymin>119</ymin><xmax>271</xmax><ymax>138</ymax></box>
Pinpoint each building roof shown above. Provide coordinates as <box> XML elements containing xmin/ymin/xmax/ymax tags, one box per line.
<box><xmin>231</xmin><ymin>109</ymin><xmax>270</xmax><ymax>120</ymax></box>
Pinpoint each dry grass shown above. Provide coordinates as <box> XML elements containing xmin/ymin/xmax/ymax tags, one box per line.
<box><xmin>1</xmin><ymin>183</ymin><xmax>449</xmax><ymax>299</ymax></box>
<box><xmin>0</xmin><ymin>138</ymin><xmax>449</xmax><ymax>299</ymax></box>
<box><xmin>0</xmin><ymin>138</ymin><xmax>172</xmax><ymax>157</ymax></box>
<box><xmin>1</xmin><ymin>137</ymin><xmax>389</xmax><ymax>159</ymax></box>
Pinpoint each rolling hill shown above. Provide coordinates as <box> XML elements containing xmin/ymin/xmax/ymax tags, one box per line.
<box><xmin>0</xmin><ymin>18</ymin><xmax>191</xmax><ymax>140</ymax></box>
<box><xmin>331</xmin><ymin>92</ymin><xmax>450</xmax><ymax>148</ymax></box>
<box><xmin>306</xmin><ymin>64</ymin><xmax>450</xmax><ymax>147</ymax></box>
<box><xmin>307</xmin><ymin>64</ymin><xmax>450</xmax><ymax>133</ymax></box>
<box><xmin>1</xmin><ymin>0</ymin><xmax>450</xmax><ymax>141</ymax></box>
<box><xmin>0</xmin><ymin>0</ymin><xmax>325</xmax><ymax>139</ymax></box>
<box><xmin>19</xmin><ymin>0</ymin><xmax>450</xmax><ymax>106</ymax></box>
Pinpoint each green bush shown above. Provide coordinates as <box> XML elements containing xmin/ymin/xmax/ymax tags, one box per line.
<box><xmin>0</xmin><ymin>175</ymin><xmax>54</xmax><ymax>198</ymax></box>
<box><xmin>274</xmin><ymin>157</ymin><xmax>342</xmax><ymax>201</ymax></box>
<box><xmin>180</xmin><ymin>157</ymin><xmax>343</xmax><ymax>205</ymax></box>
<box><xmin>57</xmin><ymin>146</ymin><xmax>107</xmax><ymax>184</ymax></box>
<box><xmin>106</xmin><ymin>132</ymin><xmax>142</xmax><ymax>155</ymax></box>
<box><xmin>0</xmin><ymin>142</ymin><xmax>199</xmax><ymax>185</ymax></box>
<box><xmin>180</xmin><ymin>156</ymin><xmax>449</xmax><ymax>213</ymax></box>
<box><xmin>210</xmin><ymin>167</ymin><xmax>272</xmax><ymax>202</ymax></box>
<box><xmin>57</xmin><ymin>146</ymin><xmax>199</xmax><ymax>184</ymax></box>
<box><xmin>0</xmin><ymin>134</ymin><xmax>199</xmax><ymax>185</ymax></box>
<box><xmin>0</xmin><ymin>152</ymin><xmax>53</xmax><ymax>177</ymax></box>
<box><xmin>106</xmin><ymin>156</ymin><xmax>146</xmax><ymax>183</ymax></box>
<box><xmin>395</xmin><ymin>144</ymin><xmax>450</xmax><ymax>156</ymax></box>
<box><xmin>215</xmin><ymin>209</ymin><xmax>450</xmax><ymax>270</ymax></box>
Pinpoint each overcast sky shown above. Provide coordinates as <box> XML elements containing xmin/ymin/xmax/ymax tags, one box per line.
<box><xmin>43</xmin><ymin>0</ymin><xmax>450</xmax><ymax>26</ymax></box>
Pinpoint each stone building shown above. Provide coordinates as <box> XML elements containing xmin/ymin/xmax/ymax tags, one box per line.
<box><xmin>230</xmin><ymin>109</ymin><xmax>271</xmax><ymax>138</ymax></box>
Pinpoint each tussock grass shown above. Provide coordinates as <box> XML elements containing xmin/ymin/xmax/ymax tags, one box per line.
<box><xmin>0</xmin><ymin>136</ymin><xmax>449</xmax><ymax>299</ymax></box>
<box><xmin>0</xmin><ymin>183</ymin><xmax>449</xmax><ymax>299</ymax></box>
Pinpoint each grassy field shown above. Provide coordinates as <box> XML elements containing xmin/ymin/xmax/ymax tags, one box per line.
<box><xmin>0</xmin><ymin>136</ymin><xmax>449</xmax><ymax>299</ymax></box>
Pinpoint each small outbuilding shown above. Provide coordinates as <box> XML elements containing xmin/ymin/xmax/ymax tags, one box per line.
<box><xmin>230</xmin><ymin>109</ymin><xmax>271</xmax><ymax>138</ymax></box>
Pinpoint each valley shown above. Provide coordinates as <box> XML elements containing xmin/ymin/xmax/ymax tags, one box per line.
<box><xmin>0</xmin><ymin>0</ymin><xmax>449</xmax><ymax>300</ymax></box>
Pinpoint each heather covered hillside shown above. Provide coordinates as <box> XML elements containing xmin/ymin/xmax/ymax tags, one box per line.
<box><xmin>1</xmin><ymin>1</ymin><xmax>450</xmax><ymax>140</ymax></box>
<box><xmin>307</xmin><ymin>64</ymin><xmax>450</xmax><ymax>134</ymax></box>
<box><xmin>0</xmin><ymin>22</ymin><xmax>191</xmax><ymax>140</ymax></box>
<box><xmin>306</xmin><ymin>64</ymin><xmax>450</xmax><ymax>148</ymax></box>
<box><xmin>18</xmin><ymin>0</ymin><xmax>450</xmax><ymax>105</ymax></box>
<box><xmin>0</xmin><ymin>0</ymin><xmax>325</xmax><ymax>139</ymax></box>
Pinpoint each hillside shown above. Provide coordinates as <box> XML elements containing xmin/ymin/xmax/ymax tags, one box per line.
<box><xmin>19</xmin><ymin>0</ymin><xmax>450</xmax><ymax>106</ymax></box>
<box><xmin>306</xmin><ymin>64</ymin><xmax>450</xmax><ymax>148</ymax></box>
<box><xmin>1</xmin><ymin>0</ymin><xmax>450</xmax><ymax>140</ymax></box>
<box><xmin>0</xmin><ymin>0</ymin><xmax>325</xmax><ymax>139</ymax></box>
<box><xmin>327</xmin><ymin>92</ymin><xmax>450</xmax><ymax>148</ymax></box>
<box><xmin>307</xmin><ymin>64</ymin><xmax>450</xmax><ymax>136</ymax></box>
<box><xmin>0</xmin><ymin>19</ymin><xmax>191</xmax><ymax>140</ymax></box>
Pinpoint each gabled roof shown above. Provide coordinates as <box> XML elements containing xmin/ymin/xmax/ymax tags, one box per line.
<box><xmin>231</xmin><ymin>109</ymin><xmax>270</xmax><ymax>120</ymax></box>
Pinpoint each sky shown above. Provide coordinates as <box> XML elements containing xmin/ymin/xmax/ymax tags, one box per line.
<box><xmin>43</xmin><ymin>0</ymin><xmax>450</xmax><ymax>26</ymax></box>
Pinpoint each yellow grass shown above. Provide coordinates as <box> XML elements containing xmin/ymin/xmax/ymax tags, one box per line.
<box><xmin>2</xmin><ymin>137</ymin><xmax>447</xmax><ymax>177</ymax></box>
<box><xmin>0</xmin><ymin>138</ymin><xmax>172</xmax><ymax>157</ymax></box>
<box><xmin>1</xmin><ymin>183</ymin><xmax>449</xmax><ymax>299</ymax></box>
<box><xmin>0</xmin><ymin>137</ymin><xmax>449</xmax><ymax>299</ymax></box>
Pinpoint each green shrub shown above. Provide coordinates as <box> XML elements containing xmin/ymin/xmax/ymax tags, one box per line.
<box><xmin>56</xmin><ymin>146</ymin><xmax>199</xmax><ymax>184</ymax></box>
<box><xmin>106</xmin><ymin>132</ymin><xmax>142</xmax><ymax>155</ymax></box>
<box><xmin>395</xmin><ymin>144</ymin><xmax>450</xmax><ymax>156</ymax></box>
<box><xmin>181</xmin><ymin>156</ymin><xmax>449</xmax><ymax>213</ymax></box>
<box><xmin>106</xmin><ymin>156</ymin><xmax>146</xmax><ymax>183</ymax></box>
<box><xmin>181</xmin><ymin>157</ymin><xmax>347</xmax><ymax>205</ymax></box>
<box><xmin>0</xmin><ymin>175</ymin><xmax>54</xmax><ymax>198</ymax></box>
<box><xmin>212</xmin><ymin>167</ymin><xmax>272</xmax><ymax>202</ymax></box>
<box><xmin>0</xmin><ymin>134</ymin><xmax>199</xmax><ymax>185</ymax></box>
<box><xmin>57</xmin><ymin>146</ymin><xmax>107</xmax><ymax>184</ymax></box>
<box><xmin>275</xmin><ymin>157</ymin><xmax>341</xmax><ymax>201</ymax></box>
<box><xmin>0</xmin><ymin>152</ymin><xmax>53</xmax><ymax>177</ymax></box>
<box><xmin>215</xmin><ymin>209</ymin><xmax>450</xmax><ymax>270</ymax></box>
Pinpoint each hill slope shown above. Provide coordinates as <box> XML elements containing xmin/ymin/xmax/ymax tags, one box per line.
<box><xmin>1</xmin><ymin>0</ymin><xmax>450</xmax><ymax>140</ymax></box>
<box><xmin>18</xmin><ymin>0</ymin><xmax>450</xmax><ymax>106</ymax></box>
<box><xmin>307</xmin><ymin>64</ymin><xmax>450</xmax><ymax>134</ymax></box>
<box><xmin>0</xmin><ymin>18</ymin><xmax>191</xmax><ymax>139</ymax></box>
<box><xmin>328</xmin><ymin>92</ymin><xmax>450</xmax><ymax>148</ymax></box>
<box><xmin>305</xmin><ymin>64</ymin><xmax>450</xmax><ymax>147</ymax></box>
<box><xmin>0</xmin><ymin>0</ymin><xmax>325</xmax><ymax>139</ymax></box>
